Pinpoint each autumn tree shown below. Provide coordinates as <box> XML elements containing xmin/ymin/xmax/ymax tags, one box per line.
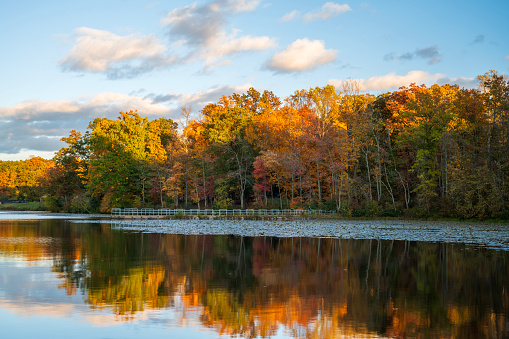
<box><xmin>477</xmin><ymin>70</ymin><xmax>509</xmax><ymax>215</ymax></box>
<box><xmin>397</xmin><ymin>85</ymin><xmax>457</xmax><ymax>212</ymax></box>
<box><xmin>200</xmin><ymin>92</ymin><xmax>262</xmax><ymax>209</ymax></box>
<box><xmin>41</xmin><ymin>130</ymin><xmax>90</xmax><ymax>211</ymax></box>
<box><xmin>0</xmin><ymin>157</ymin><xmax>54</xmax><ymax>201</ymax></box>
<box><xmin>34</xmin><ymin>70</ymin><xmax>509</xmax><ymax>218</ymax></box>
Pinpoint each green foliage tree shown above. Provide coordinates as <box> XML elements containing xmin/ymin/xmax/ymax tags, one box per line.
<box><xmin>84</xmin><ymin>111</ymin><xmax>177</xmax><ymax>211</ymax></box>
<box><xmin>202</xmin><ymin>96</ymin><xmax>258</xmax><ymax>209</ymax></box>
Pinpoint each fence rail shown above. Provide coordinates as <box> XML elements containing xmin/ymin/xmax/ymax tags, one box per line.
<box><xmin>111</xmin><ymin>208</ymin><xmax>336</xmax><ymax>217</ymax></box>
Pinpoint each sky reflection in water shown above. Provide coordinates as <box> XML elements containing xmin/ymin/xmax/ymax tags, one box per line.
<box><xmin>0</xmin><ymin>214</ymin><xmax>508</xmax><ymax>338</ymax></box>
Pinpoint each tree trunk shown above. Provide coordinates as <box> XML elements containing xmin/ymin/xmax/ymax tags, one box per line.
<box><xmin>364</xmin><ymin>147</ymin><xmax>373</xmax><ymax>202</ymax></box>
<box><xmin>382</xmin><ymin>165</ymin><xmax>396</xmax><ymax>210</ymax></box>
<box><xmin>185</xmin><ymin>158</ymin><xmax>188</xmax><ymax>206</ymax></box>
<box><xmin>316</xmin><ymin>161</ymin><xmax>321</xmax><ymax>203</ymax></box>
<box><xmin>202</xmin><ymin>158</ymin><xmax>207</xmax><ymax>208</ymax></box>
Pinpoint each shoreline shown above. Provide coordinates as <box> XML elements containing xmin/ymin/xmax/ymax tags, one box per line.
<box><xmin>1</xmin><ymin>207</ymin><xmax>509</xmax><ymax>223</ymax></box>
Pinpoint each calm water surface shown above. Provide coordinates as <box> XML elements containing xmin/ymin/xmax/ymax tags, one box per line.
<box><xmin>0</xmin><ymin>212</ymin><xmax>508</xmax><ymax>338</ymax></box>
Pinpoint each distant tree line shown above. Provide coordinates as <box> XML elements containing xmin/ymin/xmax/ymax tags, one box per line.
<box><xmin>1</xmin><ymin>70</ymin><xmax>508</xmax><ymax>218</ymax></box>
<box><xmin>0</xmin><ymin>156</ymin><xmax>53</xmax><ymax>202</ymax></box>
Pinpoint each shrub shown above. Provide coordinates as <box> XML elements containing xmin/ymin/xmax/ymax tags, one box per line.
<box><xmin>132</xmin><ymin>196</ymin><xmax>142</xmax><ymax>209</ymax></box>
<box><xmin>496</xmin><ymin>212</ymin><xmax>509</xmax><ymax>220</ymax></box>
<box><xmin>213</xmin><ymin>198</ymin><xmax>233</xmax><ymax>209</ymax></box>
<box><xmin>99</xmin><ymin>191</ymin><xmax>114</xmax><ymax>214</ymax></box>
<box><xmin>402</xmin><ymin>207</ymin><xmax>429</xmax><ymax>219</ymax></box>
<box><xmin>69</xmin><ymin>192</ymin><xmax>92</xmax><ymax>213</ymax></box>
<box><xmin>364</xmin><ymin>201</ymin><xmax>381</xmax><ymax>217</ymax></box>
<box><xmin>380</xmin><ymin>209</ymin><xmax>400</xmax><ymax>217</ymax></box>
<box><xmin>322</xmin><ymin>199</ymin><xmax>337</xmax><ymax>211</ymax></box>
<box><xmin>352</xmin><ymin>208</ymin><xmax>365</xmax><ymax>217</ymax></box>
<box><xmin>43</xmin><ymin>196</ymin><xmax>61</xmax><ymax>212</ymax></box>
<box><xmin>339</xmin><ymin>202</ymin><xmax>351</xmax><ymax>217</ymax></box>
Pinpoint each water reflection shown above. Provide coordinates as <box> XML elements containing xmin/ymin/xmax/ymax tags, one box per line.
<box><xmin>0</xmin><ymin>219</ymin><xmax>508</xmax><ymax>338</ymax></box>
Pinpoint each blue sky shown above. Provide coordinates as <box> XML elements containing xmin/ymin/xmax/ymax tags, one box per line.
<box><xmin>1</xmin><ymin>0</ymin><xmax>508</xmax><ymax>160</ymax></box>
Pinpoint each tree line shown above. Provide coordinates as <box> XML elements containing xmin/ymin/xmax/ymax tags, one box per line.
<box><xmin>1</xmin><ymin>70</ymin><xmax>508</xmax><ymax>218</ymax></box>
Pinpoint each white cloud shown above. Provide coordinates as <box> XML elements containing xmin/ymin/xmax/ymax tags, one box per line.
<box><xmin>161</xmin><ymin>3</ymin><xmax>221</xmax><ymax>45</ymax></box>
<box><xmin>303</xmin><ymin>2</ymin><xmax>352</xmax><ymax>22</ymax></box>
<box><xmin>1</xmin><ymin>93</ymin><xmax>170</xmax><ymax>118</ymax></box>
<box><xmin>328</xmin><ymin>71</ymin><xmax>478</xmax><ymax>92</ymax></box>
<box><xmin>328</xmin><ymin>71</ymin><xmax>446</xmax><ymax>91</ymax></box>
<box><xmin>201</xmin><ymin>33</ymin><xmax>276</xmax><ymax>67</ymax></box>
<box><xmin>266</xmin><ymin>39</ymin><xmax>337</xmax><ymax>72</ymax></box>
<box><xmin>60</xmin><ymin>1</ymin><xmax>269</xmax><ymax>77</ymax></box>
<box><xmin>228</xmin><ymin>0</ymin><xmax>260</xmax><ymax>12</ymax></box>
<box><xmin>161</xmin><ymin>0</ymin><xmax>273</xmax><ymax>69</ymax></box>
<box><xmin>220</xmin><ymin>35</ymin><xmax>275</xmax><ymax>53</ymax></box>
<box><xmin>143</xmin><ymin>83</ymin><xmax>254</xmax><ymax>112</ymax></box>
<box><xmin>505</xmin><ymin>55</ymin><xmax>509</xmax><ymax>60</ymax></box>
<box><xmin>0</xmin><ymin>93</ymin><xmax>173</xmax><ymax>156</ymax></box>
<box><xmin>60</xmin><ymin>27</ymin><xmax>176</xmax><ymax>78</ymax></box>
<box><xmin>178</xmin><ymin>84</ymin><xmax>253</xmax><ymax>107</ymax></box>
<box><xmin>281</xmin><ymin>10</ymin><xmax>299</xmax><ymax>22</ymax></box>
<box><xmin>437</xmin><ymin>76</ymin><xmax>477</xmax><ymax>89</ymax></box>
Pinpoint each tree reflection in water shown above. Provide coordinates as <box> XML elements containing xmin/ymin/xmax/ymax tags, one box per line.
<box><xmin>0</xmin><ymin>220</ymin><xmax>508</xmax><ymax>338</ymax></box>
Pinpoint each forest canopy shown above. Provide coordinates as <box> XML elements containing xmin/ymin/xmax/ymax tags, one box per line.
<box><xmin>1</xmin><ymin>70</ymin><xmax>508</xmax><ymax>219</ymax></box>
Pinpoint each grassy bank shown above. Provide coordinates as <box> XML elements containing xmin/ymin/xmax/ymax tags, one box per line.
<box><xmin>0</xmin><ymin>202</ymin><xmax>47</xmax><ymax>211</ymax></box>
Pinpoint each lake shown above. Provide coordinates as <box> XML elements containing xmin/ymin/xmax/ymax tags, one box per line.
<box><xmin>0</xmin><ymin>212</ymin><xmax>508</xmax><ymax>338</ymax></box>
